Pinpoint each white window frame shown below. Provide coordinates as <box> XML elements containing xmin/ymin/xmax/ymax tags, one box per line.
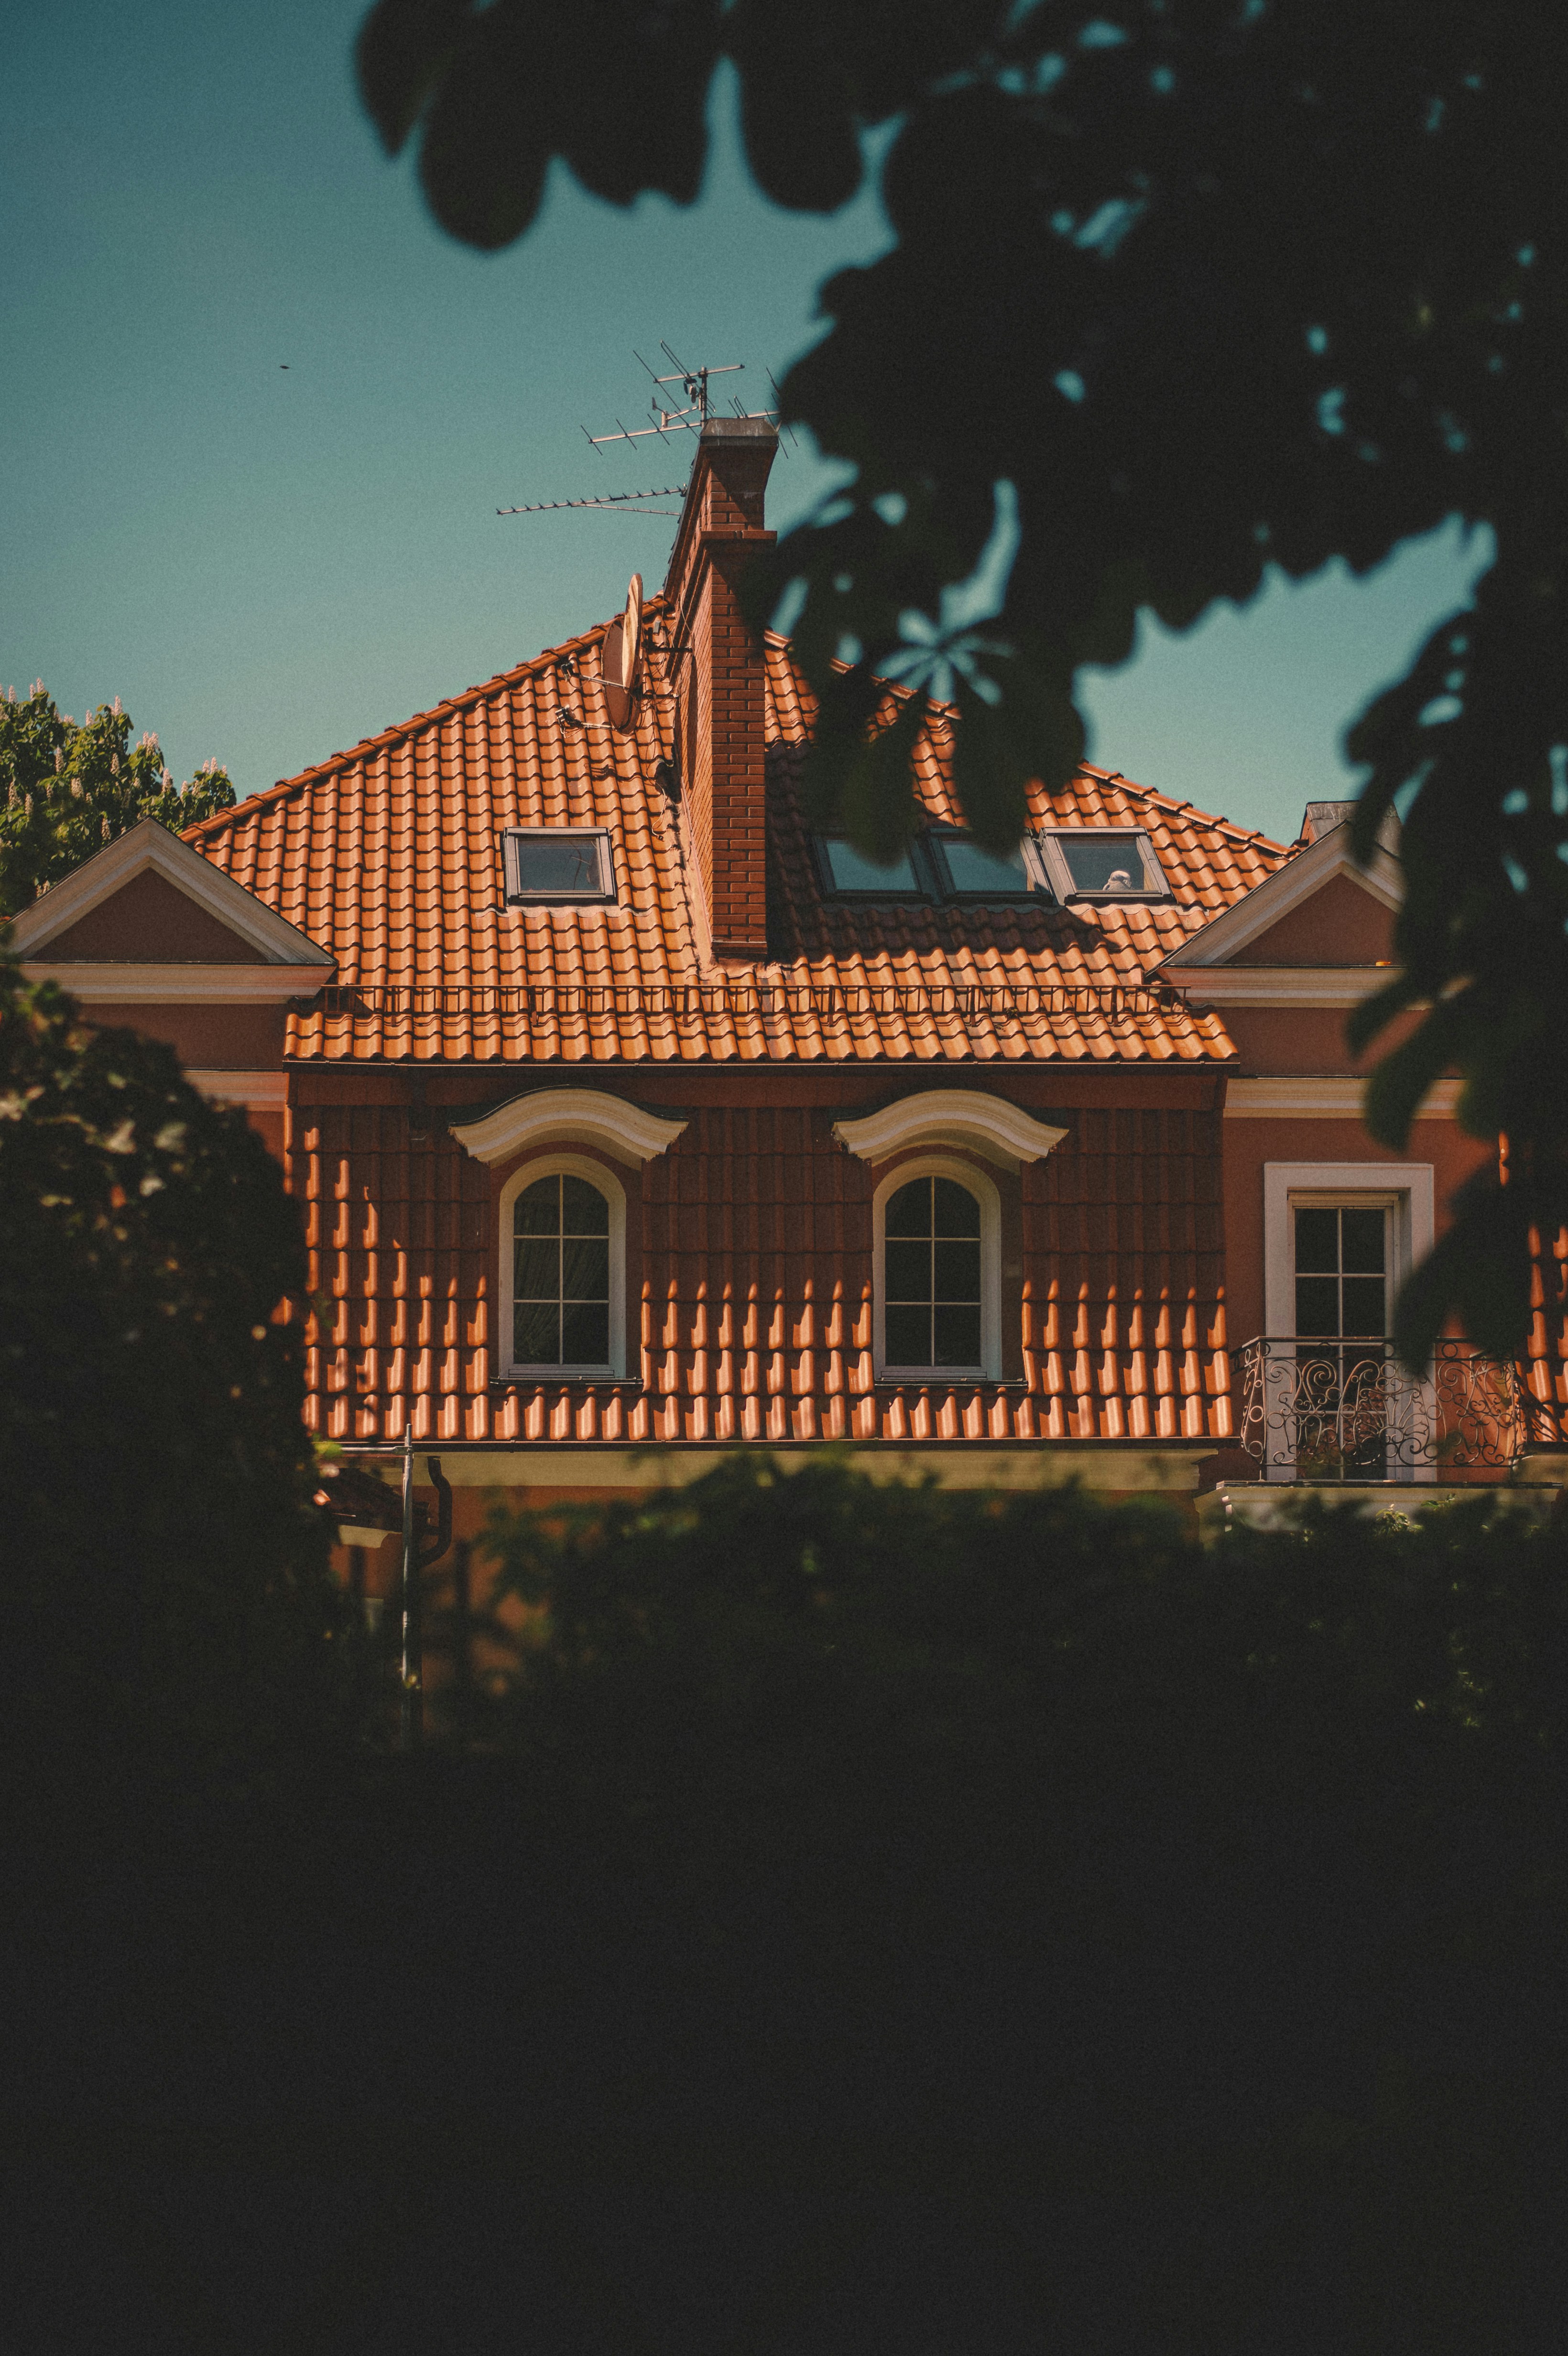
<box><xmin>500</xmin><ymin>827</ymin><xmax>617</xmax><ymax>905</ymax></box>
<box><xmin>873</xmin><ymin>1155</ymin><xmax>1002</xmax><ymax>1384</ymax></box>
<box><xmin>1261</xmin><ymin>1161</ymin><xmax>1436</xmax><ymax>1482</ymax></box>
<box><xmin>1035</xmin><ymin>827</ymin><xmax>1171</xmax><ymax>902</ymax></box>
<box><xmin>499</xmin><ymin>1152</ymin><xmax>627</xmax><ymax>1380</ymax></box>
<box><xmin>1263</xmin><ymin>1163</ymin><xmax>1433</xmax><ymax>1337</ymax></box>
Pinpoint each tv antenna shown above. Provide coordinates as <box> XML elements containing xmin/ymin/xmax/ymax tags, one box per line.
<box><xmin>582</xmin><ymin>344</ymin><xmax>779</xmax><ymax>453</ymax></box>
<box><xmin>496</xmin><ymin>349</ymin><xmax>790</xmax><ymax>523</ymax></box>
<box><xmin>497</xmin><ymin>485</ymin><xmax>686</xmax><ymax>518</ymax></box>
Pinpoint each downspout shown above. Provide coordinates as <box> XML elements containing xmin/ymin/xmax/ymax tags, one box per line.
<box><xmin>399</xmin><ymin>1444</ymin><xmax>453</xmax><ymax>1752</ymax></box>
<box><xmin>399</xmin><ymin>1426</ymin><xmax>417</xmax><ymax>1748</ymax></box>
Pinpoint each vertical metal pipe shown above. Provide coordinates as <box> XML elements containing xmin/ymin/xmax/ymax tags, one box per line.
<box><xmin>451</xmin><ymin>1536</ymin><xmax>474</xmax><ymax>1746</ymax></box>
<box><xmin>399</xmin><ymin>1423</ymin><xmax>418</xmax><ymax>1748</ymax></box>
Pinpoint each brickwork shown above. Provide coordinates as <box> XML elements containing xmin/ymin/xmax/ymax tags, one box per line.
<box><xmin>664</xmin><ymin>419</ymin><xmax>777</xmax><ymax>962</ymax></box>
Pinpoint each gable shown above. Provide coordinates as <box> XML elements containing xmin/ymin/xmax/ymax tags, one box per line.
<box><xmin>1230</xmin><ymin>869</ymin><xmax>1394</xmax><ymax>965</ymax></box>
<box><xmin>38</xmin><ymin>866</ymin><xmax>268</xmax><ymax>962</ymax></box>
<box><xmin>12</xmin><ymin>816</ymin><xmax>331</xmax><ymax>972</ymax></box>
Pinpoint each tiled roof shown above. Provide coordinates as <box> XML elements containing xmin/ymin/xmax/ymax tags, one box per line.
<box><xmin>300</xmin><ymin>1097</ymin><xmax>1233</xmax><ymax>1448</ymax></box>
<box><xmin>186</xmin><ymin>612</ymin><xmax>1286</xmax><ymax>1066</ymax></box>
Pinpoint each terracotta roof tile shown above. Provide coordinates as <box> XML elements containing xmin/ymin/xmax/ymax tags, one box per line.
<box><xmin>297</xmin><ymin>1098</ymin><xmax>1234</xmax><ymax>1449</ymax></box>
<box><xmin>186</xmin><ymin>613</ymin><xmax>1286</xmax><ymax>1067</ymax></box>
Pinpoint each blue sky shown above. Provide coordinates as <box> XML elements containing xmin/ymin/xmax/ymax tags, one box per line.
<box><xmin>3</xmin><ymin>0</ymin><xmax>1487</xmax><ymax>848</ymax></box>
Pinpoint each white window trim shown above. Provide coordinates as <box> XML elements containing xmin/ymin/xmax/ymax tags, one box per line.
<box><xmin>1261</xmin><ymin>1160</ymin><xmax>1436</xmax><ymax>1483</ymax></box>
<box><xmin>500</xmin><ymin>826</ymin><xmax>617</xmax><ymax>906</ymax></box>
<box><xmin>499</xmin><ymin>1152</ymin><xmax>627</xmax><ymax>1381</ymax></box>
<box><xmin>873</xmin><ymin>1155</ymin><xmax>1002</xmax><ymax>1384</ymax></box>
<box><xmin>1263</xmin><ymin>1162</ymin><xmax>1434</xmax><ymax>1336</ymax></box>
<box><xmin>1035</xmin><ymin>827</ymin><xmax>1171</xmax><ymax>903</ymax></box>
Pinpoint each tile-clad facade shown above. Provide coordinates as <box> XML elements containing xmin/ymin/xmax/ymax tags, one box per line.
<box><xmin>177</xmin><ymin>416</ymin><xmax>1289</xmax><ymax>1480</ymax></box>
<box><xmin>292</xmin><ymin>1087</ymin><xmax>1230</xmax><ymax>1449</ymax></box>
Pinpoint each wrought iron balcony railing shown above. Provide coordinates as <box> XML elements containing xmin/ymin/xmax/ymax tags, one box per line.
<box><xmin>1237</xmin><ymin>1337</ymin><xmax>1525</xmax><ymax>1483</ymax></box>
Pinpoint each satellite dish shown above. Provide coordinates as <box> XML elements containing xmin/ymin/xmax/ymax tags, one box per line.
<box><xmin>601</xmin><ymin>571</ymin><xmax>643</xmax><ymax>733</ymax></box>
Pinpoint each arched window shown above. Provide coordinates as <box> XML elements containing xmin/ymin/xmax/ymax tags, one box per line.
<box><xmin>873</xmin><ymin>1158</ymin><xmax>1002</xmax><ymax>1380</ymax></box>
<box><xmin>505</xmin><ymin>1164</ymin><xmax>621</xmax><ymax>1374</ymax></box>
<box><xmin>884</xmin><ymin>1175</ymin><xmax>982</xmax><ymax>1368</ymax></box>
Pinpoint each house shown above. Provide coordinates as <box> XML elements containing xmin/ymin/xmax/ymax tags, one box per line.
<box><xmin>16</xmin><ymin>415</ymin><xmax>1562</xmax><ymax>1580</ymax></box>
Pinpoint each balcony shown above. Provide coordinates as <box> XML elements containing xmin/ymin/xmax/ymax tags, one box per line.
<box><xmin>1237</xmin><ymin>1337</ymin><xmax>1525</xmax><ymax>1484</ymax></box>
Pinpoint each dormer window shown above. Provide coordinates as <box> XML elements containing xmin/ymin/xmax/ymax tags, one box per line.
<box><xmin>501</xmin><ymin>827</ymin><xmax>616</xmax><ymax>905</ymax></box>
<box><xmin>1037</xmin><ymin>829</ymin><xmax>1169</xmax><ymax>901</ymax></box>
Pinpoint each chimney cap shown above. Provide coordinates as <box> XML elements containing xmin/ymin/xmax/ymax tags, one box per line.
<box><xmin>1300</xmin><ymin>798</ymin><xmax>1401</xmax><ymax>851</ymax></box>
<box><xmin>697</xmin><ymin>414</ymin><xmax>777</xmax><ymax>444</ymax></box>
<box><xmin>1301</xmin><ymin>799</ymin><xmax>1358</xmax><ymax>842</ymax></box>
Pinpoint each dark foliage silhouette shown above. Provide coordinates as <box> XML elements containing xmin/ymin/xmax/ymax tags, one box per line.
<box><xmin>355</xmin><ymin>0</ymin><xmax>1568</xmax><ymax>1366</ymax></box>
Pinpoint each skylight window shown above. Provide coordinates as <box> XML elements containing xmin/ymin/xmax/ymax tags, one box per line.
<box><xmin>502</xmin><ymin>828</ymin><xmax>616</xmax><ymax>904</ymax></box>
<box><xmin>1036</xmin><ymin>829</ymin><xmax>1169</xmax><ymax>900</ymax></box>
<box><xmin>812</xmin><ymin>826</ymin><xmax>1165</xmax><ymax>905</ymax></box>
<box><xmin>813</xmin><ymin>839</ymin><xmax>927</xmax><ymax>898</ymax></box>
<box><xmin>924</xmin><ymin>831</ymin><xmax>1054</xmax><ymax>901</ymax></box>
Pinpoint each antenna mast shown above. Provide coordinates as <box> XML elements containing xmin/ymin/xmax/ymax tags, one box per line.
<box><xmin>497</xmin><ymin>349</ymin><xmax>785</xmax><ymax>520</ymax></box>
<box><xmin>582</xmin><ymin>344</ymin><xmax>775</xmax><ymax>453</ymax></box>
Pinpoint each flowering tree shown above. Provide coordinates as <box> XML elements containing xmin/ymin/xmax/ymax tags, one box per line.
<box><xmin>0</xmin><ymin>682</ymin><xmax>235</xmax><ymax>919</ymax></box>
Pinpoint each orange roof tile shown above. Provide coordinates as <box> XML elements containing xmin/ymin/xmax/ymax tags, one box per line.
<box><xmin>186</xmin><ymin>610</ymin><xmax>1287</xmax><ymax>1066</ymax></box>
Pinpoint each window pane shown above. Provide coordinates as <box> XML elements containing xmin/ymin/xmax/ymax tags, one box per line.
<box><xmin>560</xmin><ymin>1300</ymin><xmax>610</xmax><ymax>1363</ymax></box>
<box><xmin>820</xmin><ymin>839</ymin><xmax>921</xmax><ymax>893</ymax></box>
<box><xmin>885</xmin><ymin>1180</ymin><xmax>932</xmax><ymax>1240</ymax></box>
<box><xmin>936</xmin><ymin>838</ymin><xmax>1042</xmax><ymax>897</ymax></box>
<box><xmin>884</xmin><ymin>1240</ymin><xmax>931</xmax><ymax>1301</ymax></box>
<box><xmin>931</xmin><ymin>1178</ymin><xmax>980</xmax><ymax>1236</ymax></box>
<box><xmin>933</xmin><ymin>1240</ymin><xmax>981</xmax><ymax>1301</ymax></box>
<box><xmin>885</xmin><ymin>1303</ymin><xmax>931</xmax><ymax>1364</ymax></box>
<box><xmin>515</xmin><ymin>1177</ymin><xmax>561</xmax><ymax>1235</ymax></box>
<box><xmin>933</xmin><ymin>1304</ymin><xmax>983</xmax><ymax>1365</ymax></box>
<box><xmin>1294</xmin><ymin>1207</ymin><xmax>1339</xmax><ymax>1275</ymax></box>
<box><xmin>514</xmin><ymin>1238</ymin><xmax>559</xmax><ymax>1298</ymax></box>
<box><xmin>1341</xmin><ymin>1277</ymin><xmax>1386</xmax><ymax>1336</ymax></box>
<box><xmin>514</xmin><ymin>1299</ymin><xmax>560</xmax><ymax>1362</ymax></box>
<box><xmin>561</xmin><ymin>1234</ymin><xmax>610</xmax><ymax>1301</ymax></box>
<box><xmin>1295</xmin><ymin>1276</ymin><xmax>1340</xmax><ymax>1338</ymax></box>
<box><xmin>1340</xmin><ymin>1208</ymin><xmax>1385</xmax><ymax>1273</ymax></box>
<box><xmin>1056</xmin><ymin>834</ymin><xmax>1143</xmax><ymax>893</ymax></box>
<box><xmin>512</xmin><ymin>835</ymin><xmax>606</xmax><ymax>894</ymax></box>
<box><xmin>560</xmin><ymin>1175</ymin><xmax>610</xmax><ymax>1236</ymax></box>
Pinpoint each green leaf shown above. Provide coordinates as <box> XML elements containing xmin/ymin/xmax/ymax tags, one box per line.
<box><xmin>808</xmin><ymin>686</ymin><xmax>927</xmax><ymax>862</ymax></box>
<box><xmin>729</xmin><ymin>2</ymin><xmax>862</xmax><ymax>213</ymax></box>
<box><xmin>1344</xmin><ymin>971</ymin><xmax>1420</xmax><ymax>1061</ymax></box>
<box><xmin>1361</xmin><ymin>996</ymin><xmax>1469</xmax><ymax>1150</ymax></box>
<box><xmin>355</xmin><ymin>0</ymin><xmax>468</xmax><ymax>154</ymax></box>
<box><xmin>1391</xmin><ymin>1172</ymin><xmax>1531</xmax><ymax>1371</ymax></box>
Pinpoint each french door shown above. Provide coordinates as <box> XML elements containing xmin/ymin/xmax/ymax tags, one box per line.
<box><xmin>1289</xmin><ymin>1197</ymin><xmax>1395</xmax><ymax>1480</ymax></box>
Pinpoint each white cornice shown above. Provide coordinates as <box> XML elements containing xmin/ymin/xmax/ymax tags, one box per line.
<box><xmin>1168</xmin><ymin>966</ymin><xmax>1397</xmax><ymax>1007</ymax></box>
<box><xmin>23</xmin><ymin>962</ymin><xmax>331</xmax><ymax>1002</ymax></box>
<box><xmin>833</xmin><ymin>1090</ymin><xmax>1069</xmax><ymax>1172</ymax></box>
<box><xmin>450</xmin><ymin>1086</ymin><xmax>687</xmax><ymax>1167</ymax></box>
<box><xmin>1226</xmin><ymin>1077</ymin><xmax>1460</xmax><ymax>1119</ymax></box>
<box><xmin>185</xmin><ymin>1069</ymin><xmax>291</xmax><ymax>1109</ymax></box>
<box><xmin>10</xmin><ymin>817</ymin><xmax>330</xmax><ymax>967</ymax></box>
<box><xmin>1161</xmin><ymin>821</ymin><xmax>1402</xmax><ymax>971</ymax></box>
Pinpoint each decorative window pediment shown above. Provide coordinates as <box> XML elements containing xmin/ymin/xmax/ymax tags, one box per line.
<box><xmin>450</xmin><ymin>1087</ymin><xmax>686</xmax><ymax>1169</ymax></box>
<box><xmin>833</xmin><ymin>1090</ymin><xmax>1067</xmax><ymax>1175</ymax></box>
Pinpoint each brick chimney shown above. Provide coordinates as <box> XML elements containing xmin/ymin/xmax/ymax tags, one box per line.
<box><xmin>662</xmin><ymin>415</ymin><xmax>777</xmax><ymax>963</ymax></box>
